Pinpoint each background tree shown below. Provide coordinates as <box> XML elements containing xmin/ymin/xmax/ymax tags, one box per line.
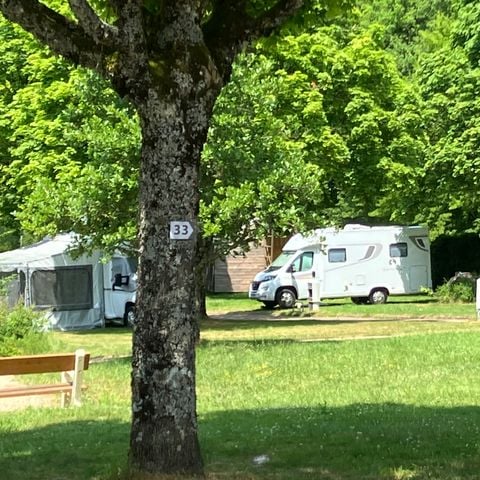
<box><xmin>5</xmin><ymin>0</ymin><xmax>480</xmax><ymax>256</ymax></box>
<box><xmin>0</xmin><ymin>12</ymin><xmax>140</xmax><ymax>253</ymax></box>
<box><xmin>324</xmin><ymin>0</ymin><xmax>480</xmax><ymax>241</ymax></box>
<box><xmin>202</xmin><ymin>24</ymin><xmax>426</xmax><ymax>252</ymax></box>
<box><xmin>354</xmin><ymin>0</ymin><xmax>452</xmax><ymax>75</ymax></box>
<box><xmin>411</xmin><ymin>1</ymin><xmax>480</xmax><ymax>237</ymax></box>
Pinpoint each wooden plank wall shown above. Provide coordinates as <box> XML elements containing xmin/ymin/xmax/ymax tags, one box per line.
<box><xmin>213</xmin><ymin>237</ymin><xmax>289</xmax><ymax>293</ymax></box>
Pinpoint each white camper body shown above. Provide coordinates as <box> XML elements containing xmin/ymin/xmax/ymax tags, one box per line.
<box><xmin>249</xmin><ymin>225</ymin><xmax>432</xmax><ymax>308</ymax></box>
<box><xmin>0</xmin><ymin>234</ymin><xmax>136</xmax><ymax>330</ymax></box>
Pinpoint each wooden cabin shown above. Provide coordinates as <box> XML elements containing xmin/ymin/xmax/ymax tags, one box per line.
<box><xmin>211</xmin><ymin>236</ymin><xmax>289</xmax><ymax>293</ymax></box>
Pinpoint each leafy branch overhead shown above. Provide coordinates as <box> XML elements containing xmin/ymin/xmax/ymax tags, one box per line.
<box><xmin>0</xmin><ymin>1</ymin><xmax>308</xmax><ymax>97</ymax></box>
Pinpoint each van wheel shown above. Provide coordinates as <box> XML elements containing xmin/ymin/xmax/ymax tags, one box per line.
<box><xmin>369</xmin><ymin>289</ymin><xmax>388</xmax><ymax>305</ymax></box>
<box><xmin>351</xmin><ymin>297</ymin><xmax>369</xmax><ymax>305</ymax></box>
<box><xmin>124</xmin><ymin>305</ymin><xmax>135</xmax><ymax>327</ymax></box>
<box><xmin>276</xmin><ymin>289</ymin><xmax>296</xmax><ymax>309</ymax></box>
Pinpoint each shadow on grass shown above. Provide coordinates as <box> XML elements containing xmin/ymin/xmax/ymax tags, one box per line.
<box><xmin>320</xmin><ymin>297</ymin><xmax>436</xmax><ymax>306</ymax></box>
<box><xmin>0</xmin><ymin>418</ymin><xmax>129</xmax><ymax>480</ymax></box>
<box><xmin>65</xmin><ymin>326</ymin><xmax>132</xmax><ymax>335</ymax></box>
<box><xmin>2</xmin><ymin>403</ymin><xmax>480</xmax><ymax>479</ymax></box>
<box><xmin>200</xmin><ymin>403</ymin><xmax>480</xmax><ymax>479</ymax></box>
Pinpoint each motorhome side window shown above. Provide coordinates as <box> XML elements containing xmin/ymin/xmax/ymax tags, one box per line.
<box><xmin>292</xmin><ymin>252</ymin><xmax>314</xmax><ymax>272</ymax></box>
<box><xmin>112</xmin><ymin>258</ymin><xmax>128</xmax><ymax>280</ymax></box>
<box><xmin>390</xmin><ymin>243</ymin><xmax>408</xmax><ymax>257</ymax></box>
<box><xmin>328</xmin><ymin>248</ymin><xmax>346</xmax><ymax>263</ymax></box>
<box><xmin>31</xmin><ymin>266</ymin><xmax>93</xmax><ymax>311</ymax></box>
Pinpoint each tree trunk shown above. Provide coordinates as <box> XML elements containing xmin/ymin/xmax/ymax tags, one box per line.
<box><xmin>129</xmin><ymin>85</ymin><xmax>212</xmax><ymax>476</ymax></box>
<box><xmin>195</xmin><ymin>235</ymin><xmax>216</xmax><ymax>320</ymax></box>
<box><xmin>124</xmin><ymin>4</ymin><xmax>223</xmax><ymax>476</ymax></box>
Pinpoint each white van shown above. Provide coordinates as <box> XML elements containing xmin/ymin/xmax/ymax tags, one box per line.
<box><xmin>249</xmin><ymin>225</ymin><xmax>432</xmax><ymax>308</ymax></box>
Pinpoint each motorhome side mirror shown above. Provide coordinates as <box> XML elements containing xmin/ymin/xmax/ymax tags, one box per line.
<box><xmin>288</xmin><ymin>265</ymin><xmax>296</xmax><ymax>273</ymax></box>
<box><xmin>113</xmin><ymin>274</ymin><xmax>123</xmax><ymax>290</ymax></box>
<box><xmin>113</xmin><ymin>273</ymin><xmax>129</xmax><ymax>290</ymax></box>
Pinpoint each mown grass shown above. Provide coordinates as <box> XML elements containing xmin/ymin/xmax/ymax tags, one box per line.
<box><xmin>201</xmin><ymin>317</ymin><xmax>480</xmax><ymax>343</ymax></box>
<box><xmin>303</xmin><ymin>295</ymin><xmax>476</xmax><ymax>319</ymax></box>
<box><xmin>198</xmin><ymin>333</ymin><xmax>480</xmax><ymax>479</ymax></box>
<box><xmin>2</xmin><ymin>295</ymin><xmax>480</xmax><ymax>479</ymax></box>
<box><xmin>209</xmin><ymin>293</ymin><xmax>477</xmax><ymax>319</ymax></box>
<box><xmin>54</xmin><ymin>294</ymin><xmax>480</xmax><ymax>357</ymax></box>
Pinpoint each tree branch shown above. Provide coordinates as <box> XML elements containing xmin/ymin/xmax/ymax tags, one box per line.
<box><xmin>68</xmin><ymin>0</ymin><xmax>119</xmax><ymax>46</ymax></box>
<box><xmin>0</xmin><ymin>0</ymin><xmax>115</xmax><ymax>71</ymax></box>
<box><xmin>107</xmin><ymin>0</ymin><xmax>146</xmax><ymax>55</ymax></box>
<box><xmin>254</xmin><ymin>0</ymin><xmax>305</xmax><ymax>37</ymax></box>
<box><xmin>107</xmin><ymin>0</ymin><xmax>128</xmax><ymax>16</ymax></box>
<box><xmin>203</xmin><ymin>0</ymin><xmax>305</xmax><ymax>81</ymax></box>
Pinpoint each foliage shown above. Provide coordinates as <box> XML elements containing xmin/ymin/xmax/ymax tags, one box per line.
<box><xmin>0</xmin><ymin>14</ymin><xmax>140</xmax><ymax>254</ymax></box>
<box><xmin>1</xmin><ymin>3</ymin><xmax>427</xmax><ymax>259</ymax></box>
<box><xmin>349</xmin><ymin>0</ymin><xmax>480</xmax><ymax>240</ymax></box>
<box><xmin>2</xmin><ymin>0</ymin><xmax>480</xmax><ymax>263</ymax></box>
<box><xmin>202</xmin><ymin>26</ymin><xmax>424</xmax><ymax>252</ymax></box>
<box><xmin>2</xmin><ymin>0</ymin><xmax>479</xmax><ymax>257</ymax></box>
<box><xmin>454</xmin><ymin>0</ymin><xmax>480</xmax><ymax>64</ymax></box>
<box><xmin>410</xmin><ymin>10</ymin><xmax>480</xmax><ymax>238</ymax></box>
<box><xmin>355</xmin><ymin>0</ymin><xmax>453</xmax><ymax>75</ymax></box>
<box><xmin>434</xmin><ymin>277</ymin><xmax>476</xmax><ymax>303</ymax></box>
<box><xmin>0</xmin><ymin>300</ymin><xmax>50</xmax><ymax>356</ymax></box>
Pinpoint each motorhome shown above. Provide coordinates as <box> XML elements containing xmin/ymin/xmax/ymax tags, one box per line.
<box><xmin>0</xmin><ymin>234</ymin><xmax>136</xmax><ymax>330</ymax></box>
<box><xmin>249</xmin><ymin>225</ymin><xmax>432</xmax><ymax>308</ymax></box>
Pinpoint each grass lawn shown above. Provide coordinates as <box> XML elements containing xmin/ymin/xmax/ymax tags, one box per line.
<box><xmin>208</xmin><ymin>293</ymin><xmax>477</xmax><ymax>319</ymax></box>
<box><xmin>1</xmin><ymin>294</ymin><xmax>480</xmax><ymax>479</ymax></box>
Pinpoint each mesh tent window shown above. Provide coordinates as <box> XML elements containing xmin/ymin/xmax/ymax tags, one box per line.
<box><xmin>0</xmin><ymin>270</ymin><xmax>25</xmax><ymax>306</ymax></box>
<box><xmin>31</xmin><ymin>266</ymin><xmax>93</xmax><ymax>311</ymax></box>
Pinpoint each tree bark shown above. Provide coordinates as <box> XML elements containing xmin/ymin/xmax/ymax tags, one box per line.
<box><xmin>195</xmin><ymin>235</ymin><xmax>216</xmax><ymax>320</ymax></box>
<box><xmin>126</xmin><ymin>5</ymin><xmax>221</xmax><ymax>471</ymax></box>
<box><xmin>129</xmin><ymin>88</ymin><xmax>210</xmax><ymax>475</ymax></box>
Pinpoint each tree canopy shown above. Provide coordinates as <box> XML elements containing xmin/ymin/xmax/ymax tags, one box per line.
<box><xmin>2</xmin><ymin>0</ymin><xmax>479</xmax><ymax>256</ymax></box>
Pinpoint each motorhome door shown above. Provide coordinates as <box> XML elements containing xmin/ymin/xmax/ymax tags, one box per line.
<box><xmin>383</xmin><ymin>242</ymin><xmax>410</xmax><ymax>293</ymax></box>
<box><xmin>290</xmin><ymin>251</ymin><xmax>315</xmax><ymax>299</ymax></box>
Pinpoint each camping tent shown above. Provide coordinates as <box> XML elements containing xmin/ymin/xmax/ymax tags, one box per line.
<box><xmin>0</xmin><ymin>235</ymin><xmax>104</xmax><ymax>330</ymax></box>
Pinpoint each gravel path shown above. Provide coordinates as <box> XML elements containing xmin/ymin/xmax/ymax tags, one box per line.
<box><xmin>0</xmin><ymin>375</ymin><xmax>55</xmax><ymax>411</ymax></box>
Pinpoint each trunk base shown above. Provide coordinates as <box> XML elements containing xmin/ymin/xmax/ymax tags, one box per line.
<box><xmin>127</xmin><ymin>472</ymin><xmax>205</xmax><ymax>480</ymax></box>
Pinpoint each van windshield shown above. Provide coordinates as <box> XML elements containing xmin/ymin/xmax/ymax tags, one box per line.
<box><xmin>265</xmin><ymin>251</ymin><xmax>296</xmax><ymax>272</ymax></box>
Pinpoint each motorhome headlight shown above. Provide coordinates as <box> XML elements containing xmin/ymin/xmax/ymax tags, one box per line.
<box><xmin>262</xmin><ymin>275</ymin><xmax>277</xmax><ymax>283</ymax></box>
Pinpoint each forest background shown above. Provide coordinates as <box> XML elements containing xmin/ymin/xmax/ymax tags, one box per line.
<box><xmin>0</xmin><ymin>0</ymin><xmax>479</xmax><ymax>274</ymax></box>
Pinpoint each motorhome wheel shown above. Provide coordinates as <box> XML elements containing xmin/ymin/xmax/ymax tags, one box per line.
<box><xmin>276</xmin><ymin>288</ymin><xmax>296</xmax><ymax>309</ymax></box>
<box><xmin>124</xmin><ymin>305</ymin><xmax>135</xmax><ymax>327</ymax></box>
<box><xmin>369</xmin><ymin>289</ymin><xmax>388</xmax><ymax>304</ymax></box>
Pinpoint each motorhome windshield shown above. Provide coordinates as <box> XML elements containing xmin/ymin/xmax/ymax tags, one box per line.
<box><xmin>127</xmin><ymin>257</ymin><xmax>138</xmax><ymax>274</ymax></box>
<box><xmin>266</xmin><ymin>251</ymin><xmax>296</xmax><ymax>272</ymax></box>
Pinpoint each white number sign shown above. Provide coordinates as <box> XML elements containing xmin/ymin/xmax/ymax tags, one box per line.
<box><xmin>169</xmin><ymin>221</ymin><xmax>194</xmax><ymax>240</ymax></box>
